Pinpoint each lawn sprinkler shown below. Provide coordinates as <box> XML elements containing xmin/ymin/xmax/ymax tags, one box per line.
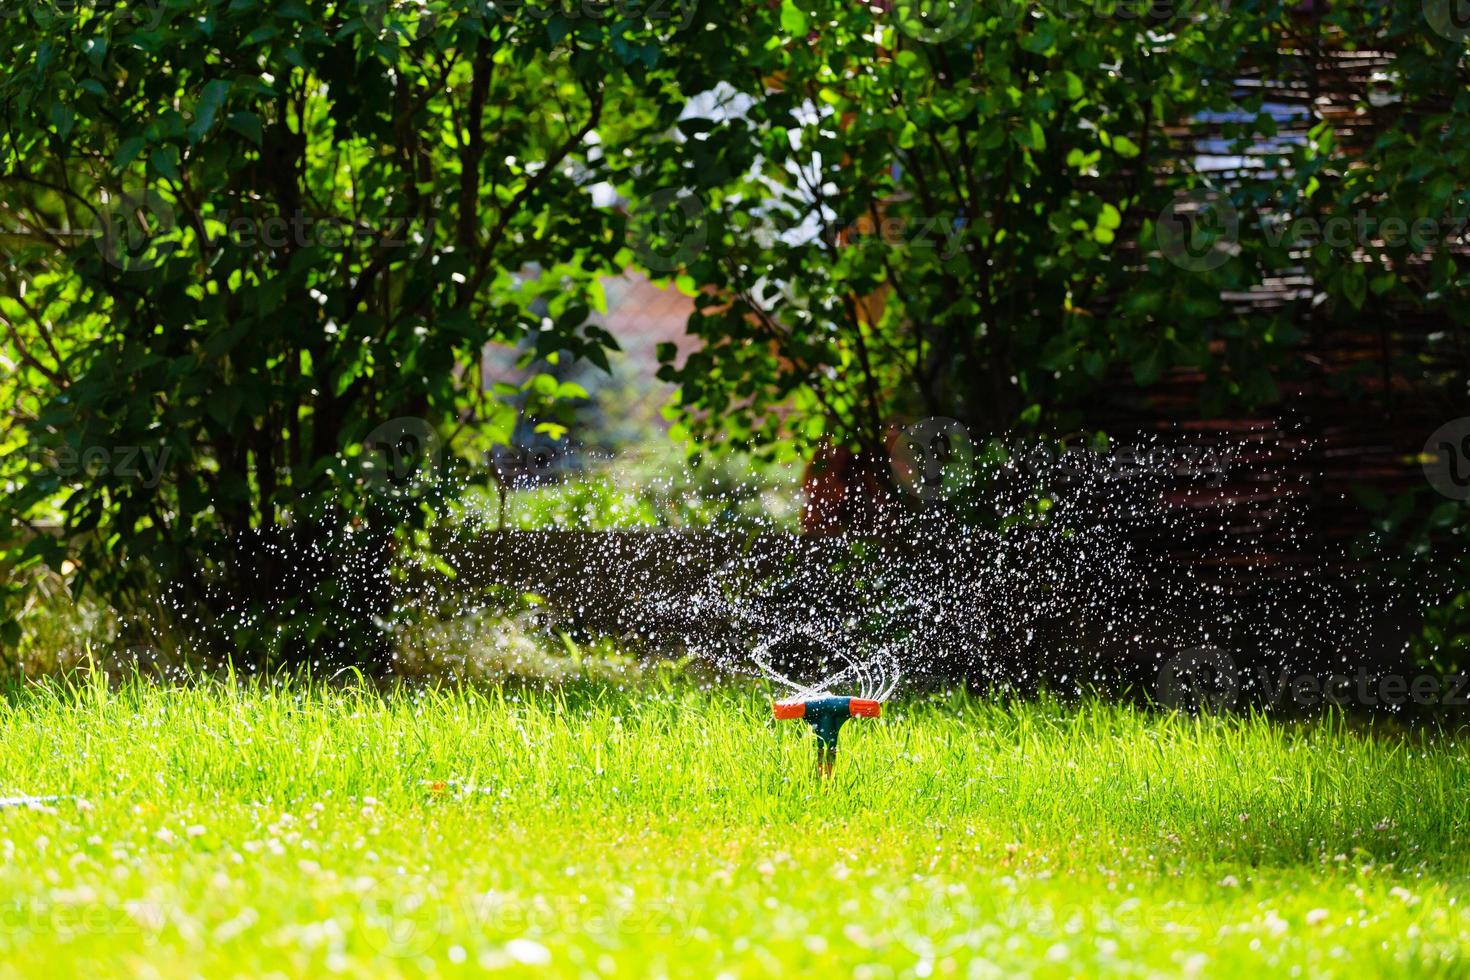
<box><xmin>774</xmin><ymin>696</ymin><xmax>881</xmax><ymax>776</ymax></box>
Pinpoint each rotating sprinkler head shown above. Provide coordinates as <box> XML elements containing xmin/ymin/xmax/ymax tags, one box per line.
<box><xmin>773</xmin><ymin>696</ymin><xmax>881</xmax><ymax>776</ymax></box>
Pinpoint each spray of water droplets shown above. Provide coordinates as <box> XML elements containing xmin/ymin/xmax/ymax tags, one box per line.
<box><xmin>124</xmin><ymin>430</ymin><xmax>1424</xmax><ymax>707</ymax></box>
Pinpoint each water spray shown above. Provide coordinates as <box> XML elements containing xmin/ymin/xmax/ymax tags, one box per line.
<box><xmin>774</xmin><ymin>696</ymin><xmax>882</xmax><ymax>775</ymax></box>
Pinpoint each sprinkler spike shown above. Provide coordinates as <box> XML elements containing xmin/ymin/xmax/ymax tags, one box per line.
<box><xmin>773</xmin><ymin>696</ymin><xmax>882</xmax><ymax>776</ymax></box>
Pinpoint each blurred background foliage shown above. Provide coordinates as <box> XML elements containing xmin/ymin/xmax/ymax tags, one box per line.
<box><xmin>0</xmin><ymin>0</ymin><xmax>1465</xmax><ymax>675</ymax></box>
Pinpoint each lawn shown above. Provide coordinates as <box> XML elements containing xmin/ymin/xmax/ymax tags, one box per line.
<box><xmin>0</xmin><ymin>676</ymin><xmax>1467</xmax><ymax>977</ymax></box>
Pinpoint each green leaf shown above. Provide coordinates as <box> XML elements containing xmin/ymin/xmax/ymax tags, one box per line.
<box><xmin>204</xmin><ymin>322</ymin><xmax>251</xmax><ymax>356</ymax></box>
<box><xmin>49</xmin><ymin>102</ymin><xmax>74</xmax><ymax>141</ymax></box>
<box><xmin>188</xmin><ymin>79</ymin><xmax>231</xmax><ymax>143</ymax></box>
<box><xmin>584</xmin><ymin>345</ymin><xmax>611</xmax><ymax>374</ymax></box>
<box><xmin>779</xmin><ymin>0</ymin><xmax>808</xmax><ymax>36</ymax></box>
<box><xmin>114</xmin><ymin>136</ymin><xmax>148</xmax><ymax>171</ymax></box>
<box><xmin>150</xmin><ymin>147</ymin><xmax>180</xmax><ymax>181</ymax></box>
<box><xmin>226</xmin><ymin>111</ymin><xmax>263</xmax><ymax>146</ymax></box>
<box><xmin>1019</xmin><ymin>21</ymin><xmax>1054</xmax><ymax>54</ymax></box>
<box><xmin>1016</xmin><ymin>119</ymin><xmax>1045</xmax><ymax>151</ymax></box>
<box><xmin>1109</xmin><ymin>134</ymin><xmax>1141</xmax><ymax>159</ymax></box>
<box><xmin>242</xmin><ymin>25</ymin><xmax>281</xmax><ymax>45</ymax></box>
<box><xmin>1132</xmin><ymin>347</ymin><xmax>1162</xmax><ymax>385</ymax></box>
<box><xmin>1341</xmin><ymin>264</ymin><xmax>1367</xmax><ymax>310</ymax></box>
<box><xmin>205</xmin><ymin>387</ymin><xmax>244</xmax><ymax>428</ymax></box>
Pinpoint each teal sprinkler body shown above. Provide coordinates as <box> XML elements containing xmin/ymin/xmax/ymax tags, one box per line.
<box><xmin>773</xmin><ymin>696</ymin><xmax>881</xmax><ymax>775</ymax></box>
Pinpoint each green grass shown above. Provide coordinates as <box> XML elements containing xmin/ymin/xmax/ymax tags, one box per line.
<box><xmin>1</xmin><ymin>676</ymin><xmax>1468</xmax><ymax>977</ymax></box>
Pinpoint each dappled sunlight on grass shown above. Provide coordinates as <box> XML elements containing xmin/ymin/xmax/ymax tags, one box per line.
<box><xmin>0</xmin><ymin>679</ymin><xmax>1466</xmax><ymax>975</ymax></box>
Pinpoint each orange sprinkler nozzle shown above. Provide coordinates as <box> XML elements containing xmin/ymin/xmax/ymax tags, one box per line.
<box><xmin>849</xmin><ymin>698</ymin><xmax>882</xmax><ymax>718</ymax></box>
<box><xmin>773</xmin><ymin>700</ymin><xmax>807</xmax><ymax>720</ymax></box>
